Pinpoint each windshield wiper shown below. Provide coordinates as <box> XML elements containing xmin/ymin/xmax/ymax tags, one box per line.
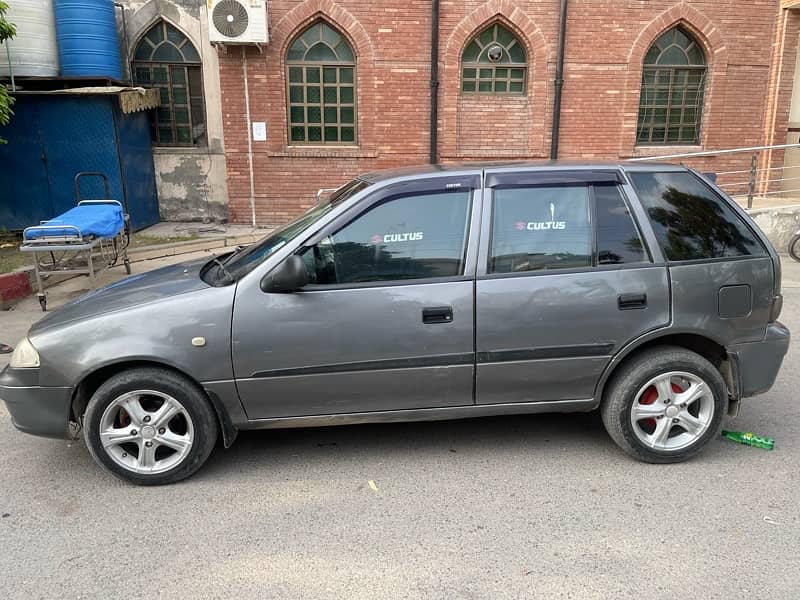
<box><xmin>222</xmin><ymin>245</ymin><xmax>246</xmax><ymax>265</ymax></box>
<box><xmin>211</xmin><ymin>257</ymin><xmax>235</xmax><ymax>284</ymax></box>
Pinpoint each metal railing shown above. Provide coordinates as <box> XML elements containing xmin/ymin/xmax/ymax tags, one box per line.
<box><xmin>630</xmin><ymin>142</ymin><xmax>800</xmax><ymax>209</ymax></box>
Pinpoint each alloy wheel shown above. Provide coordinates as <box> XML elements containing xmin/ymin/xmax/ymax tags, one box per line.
<box><xmin>98</xmin><ymin>390</ymin><xmax>195</xmax><ymax>475</ymax></box>
<box><xmin>630</xmin><ymin>371</ymin><xmax>715</xmax><ymax>451</ymax></box>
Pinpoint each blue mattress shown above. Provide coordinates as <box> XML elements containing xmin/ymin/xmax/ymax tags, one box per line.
<box><xmin>25</xmin><ymin>204</ymin><xmax>125</xmax><ymax>240</ymax></box>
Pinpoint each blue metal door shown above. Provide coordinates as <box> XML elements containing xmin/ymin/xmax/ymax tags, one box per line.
<box><xmin>36</xmin><ymin>96</ymin><xmax>122</xmax><ymax>216</ymax></box>
<box><xmin>0</xmin><ymin>98</ymin><xmax>53</xmax><ymax>230</ymax></box>
<box><xmin>0</xmin><ymin>94</ymin><xmax>160</xmax><ymax>232</ymax></box>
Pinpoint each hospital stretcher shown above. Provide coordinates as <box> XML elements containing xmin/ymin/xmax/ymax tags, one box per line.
<box><xmin>19</xmin><ymin>173</ymin><xmax>131</xmax><ymax>311</ymax></box>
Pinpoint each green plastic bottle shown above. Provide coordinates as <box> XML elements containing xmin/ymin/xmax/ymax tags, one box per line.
<box><xmin>721</xmin><ymin>430</ymin><xmax>775</xmax><ymax>450</ymax></box>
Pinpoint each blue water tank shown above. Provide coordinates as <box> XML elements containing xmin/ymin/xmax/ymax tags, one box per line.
<box><xmin>53</xmin><ymin>0</ymin><xmax>122</xmax><ymax>79</ymax></box>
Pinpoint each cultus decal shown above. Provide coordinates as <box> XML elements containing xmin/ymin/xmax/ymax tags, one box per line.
<box><xmin>371</xmin><ymin>232</ymin><xmax>425</xmax><ymax>244</ymax></box>
<box><xmin>515</xmin><ymin>202</ymin><xmax>566</xmax><ymax>231</ymax></box>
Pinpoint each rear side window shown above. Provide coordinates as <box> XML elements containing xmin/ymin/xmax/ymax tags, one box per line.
<box><xmin>303</xmin><ymin>189</ymin><xmax>471</xmax><ymax>284</ymax></box>
<box><xmin>629</xmin><ymin>171</ymin><xmax>764</xmax><ymax>261</ymax></box>
<box><xmin>490</xmin><ymin>186</ymin><xmax>592</xmax><ymax>273</ymax></box>
<box><xmin>595</xmin><ymin>184</ymin><xmax>648</xmax><ymax>265</ymax></box>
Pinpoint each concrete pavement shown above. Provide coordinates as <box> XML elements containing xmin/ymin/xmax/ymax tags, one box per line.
<box><xmin>1</xmin><ymin>255</ymin><xmax>799</xmax><ymax>599</ymax></box>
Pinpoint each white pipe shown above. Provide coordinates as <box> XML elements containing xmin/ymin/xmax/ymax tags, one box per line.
<box><xmin>242</xmin><ymin>46</ymin><xmax>256</xmax><ymax>227</ymax></box>
<box><xmin>630</xmin><ymin>142</ymin><xmax>800</xmax><ymax>161</ymax></box>
<box><xmin>4</xmin><ymin>41</ymin><xmax>15</xmax><ymax>91</ymax></box>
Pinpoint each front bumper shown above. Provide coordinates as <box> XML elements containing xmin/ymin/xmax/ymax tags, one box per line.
<box><xmin>729</xmin><ymin>321</ymin><xmax>791</xmax><ymax>398</ymax></box>
<box><xmin>0</xmin><ymin>365</ymin><xmax>72</xmax><ymax>439</ymax></box>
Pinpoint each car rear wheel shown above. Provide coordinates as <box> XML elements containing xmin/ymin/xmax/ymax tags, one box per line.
<box><xmin>601</xmin><ymin>347</ymin><xmax>727</xmax><ymax>463</ymax></box>
<box><xmin>83</xmin><ymin>368</ymin><xmax>218</xmax><ymax>485</ymax></box>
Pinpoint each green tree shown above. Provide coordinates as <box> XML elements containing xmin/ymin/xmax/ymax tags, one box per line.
<box><xmin>0</xmin><ymin>1</ymin><xmax>16</xmax><ymax>144</ymax></box>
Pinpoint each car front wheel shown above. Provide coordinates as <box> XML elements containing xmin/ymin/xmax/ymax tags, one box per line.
<box><xmin>601</xmin><ymin>347</ymin><xmax>727</xmax><ymax>463</ymax></box>
<box><xmin>83</xmin><ymin>367</ymin><xmax>218</xmax><ymax>485</ymax></box>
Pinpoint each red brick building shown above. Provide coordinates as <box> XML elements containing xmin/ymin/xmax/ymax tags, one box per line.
<box><xmin>216</xmin><ymin>0</ymin><xmax>800</xmax><ymax>226</ymax></box>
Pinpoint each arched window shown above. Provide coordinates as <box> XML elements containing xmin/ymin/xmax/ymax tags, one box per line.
<box><xmin>461</xmin><ymin>23</ymin><xmax>526</xmax><ymax>94</ymax></box>
<box><xmin>132</xmin><ymin>21</ymin><xmax>206</xmax><ymax>146</ymax></box>
<box><xmin>287</xmin><ymin>21</ymin><xmax>356</xmax><ymax>144</ymax></box>
<box><xmin>636</xmin><ymin>26</ymin><xmax>707</xmax><ymax>145</ymax></box>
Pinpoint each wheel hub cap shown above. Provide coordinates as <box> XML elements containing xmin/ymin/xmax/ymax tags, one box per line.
<box><xmin>665</xmin><ymin>405</ymin><xmax>680</xmax><ymax>418</ymax></box>
<box><xmin>141</xmin><ymin>425</ymin><xmax>156</xmax><ymax>439</ymax></box>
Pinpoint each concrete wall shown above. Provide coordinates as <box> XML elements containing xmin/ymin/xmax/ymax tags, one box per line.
<box><xmin>117</xmin><ymin>0</ymin><xmax>228</xmax><ymax>222</ymax></box>
<box><xmin>749</xmin><ymin>205</ymin><xmax>800</xmax><ymax>253</ymax></box>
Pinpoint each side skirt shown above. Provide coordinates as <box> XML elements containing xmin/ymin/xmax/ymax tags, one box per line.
<box><xmin>239</xmin><ymin>398</ymin><xmax>598</xmax><ymax>431</ymax></box>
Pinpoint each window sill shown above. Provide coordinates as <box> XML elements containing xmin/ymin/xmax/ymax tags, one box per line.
<box><xmin>152</xmin><ymin>146</ymin><xmax>223</xmax><ymax>156</ymax></box>
<box><xmin>625</xmin><ymin>145</ymin><xmax>703</xmax><ymax>159</ymax></box>
<box><xmin>270</xmin><ymin>146</ymin><xmax>377</xmax><ymax>159</ymax></box>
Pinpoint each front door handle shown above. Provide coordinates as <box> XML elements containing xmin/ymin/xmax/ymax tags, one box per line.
<box><xmin>618</xmin><ymin>293</ymin><xmax>647</xmax><ymax>310</ymax></box>
<box><xmin>422</xmin><ymin>306</ymin><xmax>453</xmax><ymax>324</ymax></box>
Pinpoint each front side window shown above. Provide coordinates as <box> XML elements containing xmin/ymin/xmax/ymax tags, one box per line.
<box><xmin>222</xmin><ymin>179</ymin><xmax>371</xmax><ymax>281</ymax></box>
<box><xmin>490</xmin><ymin>186</ymin><xmax>592</xmax><ymax>273</ymax></box>
<box><xmin>287</xmin><ymin>21</ymin><xmax>356</xmax><ymax>145</ymax></box>
<box><xmin>303</xmin><ymin>190</ymin><xmax>472</xmax><ymax>284</ymax></box>
<box><xmin>636</xmin><ymin>26</ymin><xmax>707</xmax><ymax>145</ymax></box>
<box><xmin>461</xmin><ymin>23</ymin><xmax>527</xmax><ymax>94</ymax></box>
<box><xmin>132</xmin><ymin>21</ymin><xmax>205</xmax><ymax>146</ymax></box>
<box><xmin>629</xmin><ymin>171</ymin><xmax>764</xmax><ymax>261</ymax></box>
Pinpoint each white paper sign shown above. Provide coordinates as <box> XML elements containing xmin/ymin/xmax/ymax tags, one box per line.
<box><xmin>252</xmin><ymin>122</ymin><xmax>267</xmax><ymax>141</ymax></box>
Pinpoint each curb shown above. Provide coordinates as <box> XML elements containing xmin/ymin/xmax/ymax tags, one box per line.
<box><xmin>127</xmin><ymin>233</ymin><xmax>262</xmax><ymax>262</ymax></box>
<box><xmin>0</xmin><ymin>271</ymin><xmax>33</xmax><ymax>309</ymax></box>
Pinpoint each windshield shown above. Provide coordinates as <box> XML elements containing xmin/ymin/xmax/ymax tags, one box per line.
<box><xmin>220</xmin><ymin>178</ymin><xmax>371</xmax><ymax>281</ymax></box>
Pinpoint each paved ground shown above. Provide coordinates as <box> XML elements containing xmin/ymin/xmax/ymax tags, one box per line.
<box><xmin>1</xmin><ymin>253</ymin><xmax>799</xmax><ymax>599</ymax></box>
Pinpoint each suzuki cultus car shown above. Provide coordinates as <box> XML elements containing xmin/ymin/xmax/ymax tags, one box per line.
<box><xmin>1</xmin><ymin>162</ymin><xmax>789</xmax><ymax>484</ymax></box>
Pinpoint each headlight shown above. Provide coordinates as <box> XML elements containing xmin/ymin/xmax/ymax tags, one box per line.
<box><xmin>10</xmin><ymin>337</ymin><xmax>40</xmax><ymax>368</ymax></box>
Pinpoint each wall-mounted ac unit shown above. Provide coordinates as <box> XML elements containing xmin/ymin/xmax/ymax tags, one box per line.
<box><xmin>209</xmin><ymin>0</ymin><xmax>268</xmax><ymax>45</ymax></box>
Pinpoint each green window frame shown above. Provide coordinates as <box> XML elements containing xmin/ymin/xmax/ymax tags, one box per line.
<box><xmin>636</xmin><ymin>26</ymin><xmax>707</xmax><ymax>146</ymax></box>
<box><xmin>461</xmin><ymin>23</ymin><xmax>527</xmax><ymax>94</ymax></box>
<box><xmin>132</xmin><ymin>21</ymin><xmax>206</xmax><ymax>147</ymax></box>
<box><xmin>286</xmin><ymin>21</ymin><xmax>356</xmax><ymax>145</ymax></box>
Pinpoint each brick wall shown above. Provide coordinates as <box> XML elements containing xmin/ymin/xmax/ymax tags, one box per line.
<box><xmin>218</xmin><ymin>0</ymin><xmax>800</xmax><ymax>225</ymax></box>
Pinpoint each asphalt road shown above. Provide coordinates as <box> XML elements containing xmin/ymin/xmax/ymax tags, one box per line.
<box><xmin>1</xmin><ymin>255</ymin><xmax>799</xmax><ymax>599</ymax></box>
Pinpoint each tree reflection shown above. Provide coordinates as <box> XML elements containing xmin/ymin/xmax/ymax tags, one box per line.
<box><xmin>647</xmin><ymin>185</ymin><xmax>753</xmax><ymax>260</ymax></box>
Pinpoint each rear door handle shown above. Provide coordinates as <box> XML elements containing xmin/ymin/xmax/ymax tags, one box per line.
<box><xmin>618</xmin><ymin>293</ymin><xmax>647</xmax><ymax>310</ymax></box>
<box><xmin>422</xmin><ymin>306</ymin><xmax>453</xmax><ymax>324</ymax></box>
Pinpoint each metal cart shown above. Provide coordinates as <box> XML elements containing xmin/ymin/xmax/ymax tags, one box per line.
<box><xmin>19</xmin><ymin>172</ymin><xmax>132</xmax><ymax>311</ymax></box>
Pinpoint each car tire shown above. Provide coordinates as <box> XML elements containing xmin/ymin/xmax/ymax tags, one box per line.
<box><xmin>83</xmin><ymin>367</ymin><xmax>218</xmax><ymax>485</ymax></box>
<box><xmin>601</xmin><ymin>346</ymin><xmax>727</xmax><ymax>463</ymax></box>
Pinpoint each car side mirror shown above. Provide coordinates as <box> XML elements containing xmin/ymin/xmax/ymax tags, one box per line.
<box><xmin>260</xmin><ymin>255</ymin><xmax>309</xmax><ymax>293</ymax></box>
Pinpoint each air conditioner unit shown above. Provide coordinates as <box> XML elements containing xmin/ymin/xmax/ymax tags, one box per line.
<box><xmin>208</xmin><ymin>0</ymin><xmax>268</xmax><ymax>45</ymax></box>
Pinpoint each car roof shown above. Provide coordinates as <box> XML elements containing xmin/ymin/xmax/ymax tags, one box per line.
<box><xmin>357</xmin><ymin>160</ymin><xmax>686</xmax><ymax>184</ymax></box>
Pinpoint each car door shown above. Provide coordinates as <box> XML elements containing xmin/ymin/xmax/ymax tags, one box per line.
<box><xmin>232</xmin><ymin>174</ymin><xmax>481</xmax><ymax>419</ymax></box>
<box><xmin>475</xmin><ymin>169</ymin><xmax>671</xmax><ymax>405</ymax></box>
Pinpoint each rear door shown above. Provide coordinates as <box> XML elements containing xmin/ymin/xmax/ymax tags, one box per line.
<box><xmin>475</xmin><ymin>170</ymin><xmax>670</xmax><ymax>405</ymax></box>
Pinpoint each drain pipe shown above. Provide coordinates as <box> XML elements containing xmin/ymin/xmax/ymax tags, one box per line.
<box><xmin>242</xmin><ymin>46</ymin><xmax>257</xmax><ymax>227</ymax></box>
<box><xmin>550</xmin><ymin>0</ymin><xmax>568</xmax><ymax>159</ymax></box>
<box><xmin>114</xmin><ymin>3</ymin><xmax>131</xmax><ymax>82</ymax></box>
<box><xmin>429</xmin><ymin>0</ymin><xmax>440</xmax><ymax>164</ymax></box>
<box><xmin>4</xmin><ymin>41</ymin><xmax>14</xmax><ymax>91</ymax></box>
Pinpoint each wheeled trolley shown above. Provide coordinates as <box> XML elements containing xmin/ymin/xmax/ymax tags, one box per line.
<box><xmin>19</xmin><ymin>173</ymin><xmax>132</xmax><ymax>311</ymax></box>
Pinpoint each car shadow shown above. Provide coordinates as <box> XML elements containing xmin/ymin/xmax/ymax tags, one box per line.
<box><xmin>197</xmin><ymin>411</ymin><xmax>618</xmax><ymax>480</ymax></box>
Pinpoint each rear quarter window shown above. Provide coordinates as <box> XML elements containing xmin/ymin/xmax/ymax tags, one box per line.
<box><xmin>629</xmin><ymin>171</ymin><xmax>765</xmax><ymax>261</ymax></box>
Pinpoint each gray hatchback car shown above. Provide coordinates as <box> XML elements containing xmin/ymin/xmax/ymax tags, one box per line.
<box><xmin>1</xmin><ymin>162</ymin><xmax>790</xmax><ymax>484</ymax></box>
